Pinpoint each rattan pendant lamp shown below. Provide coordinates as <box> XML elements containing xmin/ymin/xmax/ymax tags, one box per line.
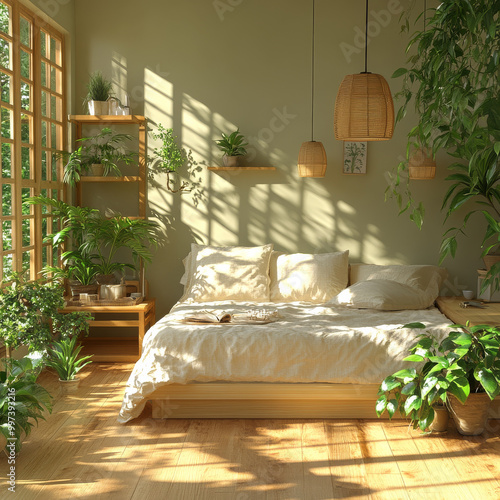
<box><xmin>298</xmin><ymin>0</ymin><xmax>327</xmax><ymax>178</ymax></box>
<box><xmin>334</xmin><ymin>0</ymin><xmax>394</xmax><ymax>141</ymax></box>
<box><xmin>409</xmin><ymin>0</ymin><xmax>436</xmax><ymax>180</ymax></box>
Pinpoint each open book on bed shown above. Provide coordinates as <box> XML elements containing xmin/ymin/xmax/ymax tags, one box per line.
<box><xmin>178</xmin><ymin>311</ymin><xmax>232</xmax><ymax>324</ymax></box>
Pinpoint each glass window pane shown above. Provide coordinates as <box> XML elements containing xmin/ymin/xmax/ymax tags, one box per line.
<box><xmin>50</xmin><ymin>66</ymin><xmax>56</xmax><ymax>91</ymax></box>
<box><xmin>51</xmin><ymin>152</ymin><xmax>58</xmax><ymax>181</ymax></box>
<box><xmin>21</xmin><ymin>113</ymin><xmax>31</xmax><ymax>144</ymax></box>
<box><xmin>22</xmin><ymin>218</ymin><xmax>31</xmax><ymax>246</ymax></box>
<box><xmin>42</xmin><ymin>245</ymin><xmax>48</xmax><ymax>268</ymax></box>
<box><xmin>40</xmin><ymin>31</ymin><xmax>47</xmax><ymax>58</ymax></box>
<box><xmin>0</xmin><ymin>37</ymin><xmax>11</xmax><ymax>70</ymax></box>
<box><xmin>2</xmin><ymin>220</ymin><xmax>12</xmax><ymax>250</ymax></box>
<box><xmin>41</xmin><ymin>90</ymin><xmax>47</xmax><ymax>117</ymax></box>
<box><xmin>51</xmin><ymin>122</ymin><xmax>56</xmax><ymax>148</ymax></box>
<box><xmin>20</xmin><ymin>49</ymin><xmax>30</xmax><ymax>79</ymax></box>
<box><xmin>2</xmin><ymin>182</ymin><xmax>11</xmax><ymax>215</ymax></box>
<box><xmin>40</xmin><ymin>188</ymin><xmax>48</xmax><ymax>213</ymax></box>
<box><xmin>21</xmin><ymin>187</ymin><xmax>32</xmax><ymax>214</ymax></box>
<box><xmin>21</xmin><ymin>146</ymin><xmax>31</xmax><ymax>179</ymax></box>
<box><xmin>20</xmin><ymin>17</ymin><xmax>31</xmax><ymax>47</ymax></box>
<box><xmin>41</xmin><ymin>216</ymin><xmax>47</xmax><ymax>239</ymax></box>
<box><xmin>3</xmin><ymin>253</ymin><xmax>13</xmax><ymax>280</ymax></box>
<box><xmin>54</xmin><ymin>67</ymin><xmax>62</xmax><ymax>93</ymax></box>
<box><xmin>0</xmin><ymin>3</ymin><xmax>10</xmax><ymax>35</ymax></box>
<box><xmin>0</xmin><ymin>71</ymin><xmax>10</xmax><ymax>103</ymax></box>
<box><xmin>20</xmin><ymin>81</ymin><xmax>30</xmax><ymax>110</ymax></box>
<box><xmin>50</xmin><ymin>94</ymin><xmax>57</xmax><ymax>120</ymax></box>
<box><xmin>41</xmin><ymin>150</ymin><xmax>47</xmax><ymax>180</ymax></box>
<box><xmin>52</xmin><ymin>245</ymin><xmax>58</xmax><ymax>267</ymax></box>
<box><xmin>22</xmin><ymin>249</ymin><xmax>32</xmax><ymax>274</ymax></box>
<box><xmin>1</xmin><ymin>107</ymin><xmax>11</xmax><ymax>138</ymax></box>
<box><xmin>41</xmin><ymin>60</ymin><xmax>47</xmax><ymax>87</ymax></box>
<box><xmin>41</xmin><ymin>120</ymin><xmax>47</xmax><ymax>147</ymax></box>
<box><xmin>2</xmin><ymin>142</ymin><xmax>11</xmax><ymax>177</ymax></box>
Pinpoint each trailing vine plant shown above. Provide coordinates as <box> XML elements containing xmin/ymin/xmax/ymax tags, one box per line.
<box><xmin>387</xmin><ymin>0</ymin><xmax>500</xmax><ymax>289</ymax></box>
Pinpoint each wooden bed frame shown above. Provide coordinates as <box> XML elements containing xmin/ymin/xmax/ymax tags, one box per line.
<box><xmin>149</xmin><ymin>382</ymin><xmax>500</xmax><ymax>420</ymax></box>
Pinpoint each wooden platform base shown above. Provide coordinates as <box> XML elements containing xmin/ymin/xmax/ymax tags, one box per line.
<box><xmin>149</xmin><ymin>382</ymin><xmax>500</xmax><ymax>420</ymax></box>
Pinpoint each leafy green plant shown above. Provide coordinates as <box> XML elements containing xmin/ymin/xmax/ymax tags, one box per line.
<box><xmin>0</xmin><ymin>356</ymin><xmax>52</xmax><ymax>452</ymax></box>
<box><xmin>45</xmin><ymin>336</ymin><xmax>93</xmax><ymax>381</ymax></box>
<box><xmin>215</xmin><ymin>129</ymin><xmax>248</xmax><ymax>157</ymax></box>
<box><xmin>0</xmin><ymin>272</ymin><xmax>91</xmax><ymax>353</ymax></box>
<box><xmin>376</xmin><ymin>322</ymin><xmax>500</xmax><ymax>431</ymax></box>
<box><xmin>150</xmin><ymin>124</ymin><xmax>189</xmax><ymax>193</ymax></box>
<box><xmin>84</xmin><ymin>71</ymin><xmax>113</xmax><ymax>103</ymax></box>
<box><xmin>60</xmin><ymin>127</ymin><xmax>137</xmax><ymax>186</ymax></box>
<box><xmin>386</xmin><ymin>0</ymin><xmax>500</xmax><ymax>289</ymax></box>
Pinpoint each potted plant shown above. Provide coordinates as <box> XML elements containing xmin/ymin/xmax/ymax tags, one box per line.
<box><xmin>386</xmin><ymin>0</ymin><xmax>500</xmax><ymax>292</ymax></box>
<box><xmin>45</xmin><ymin>336</ymin><xmax>93</xmax><ymax>395</ymax></box>
<box><xmin>215</xmin><ymin>129</ymin><xmax>248</xmax><ymax>167</ymax></box>
<box><xmin>150</xmin><ymin>124</ymin><xmax>189</xmax><ymax>193</ymax></box>
<box><xmin>60</xmin><ymin>127</ymin><xmax>137</xmax><ymax>186</ymax></box>
<box><xmin>376</xmin><ymin>322</ymin><xmax>500</xmax><ymax>435</ymax></box>
<box><xmin>84</xmin><ymin>71</ymin><xmax>113</xmax><ymax>115</ymax></box>
<box><xmin>0</xmin><ymin>356</ymin><xmax>52</xmax><ymax>453</ymax></box>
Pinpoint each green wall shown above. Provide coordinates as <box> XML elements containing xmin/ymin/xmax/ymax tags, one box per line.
<box><xmin>70</xmin><ymin>0</ymin><xmax>485</xmax><ymax>318</ymax></box>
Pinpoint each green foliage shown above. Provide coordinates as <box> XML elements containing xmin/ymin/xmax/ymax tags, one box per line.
<box><xmin>376</xmin><ymin>322</ymin><xmax>500</xmax><ymax>431</ymax></box>
<box><xmin>27</xmin><ymin>197</ymin><xmax>158</xmax><ymax>280</ymax></box>
<box><xmin>60</xmin><ymin>127</ymin><xmax>136</xmax><ymax>186</ymax></box>
<box><xmin>84</xmin><ymin>71</ymin><xmax>113</xmax><ymax>103</ymax></box>
<box><xmin>0</xmin><ymin>272</ymin><xmax>91</xmax><ymax>352</ymax></box>
<box><xmin>45</xmin><ymin>336</ymin><xmax>93</xmax><ymax>381</ymax></box>
<box><xmin>387</xmin><ymin>0</ymin><xmax>500</xmax><ymax>283</ymax></box>
<box><xmin>215</xmin><ymin>129</ymin><xmax>248</xmax><ymax>157</ymax></box>
<box><xmin>0</xmin><ymin>356</ymin><xmax>53</xmax><ymax>452</ymax></box>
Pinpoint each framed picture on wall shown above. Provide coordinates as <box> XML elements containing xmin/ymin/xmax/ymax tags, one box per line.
<box><xmin>343</xmin><ymin>142</ymin><xmax>367</xmax><ymax>174</ymax></box>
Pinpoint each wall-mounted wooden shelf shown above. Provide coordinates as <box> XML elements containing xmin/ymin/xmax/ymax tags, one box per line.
<box><xmin>68</xmin><ymin>114</ymin><xmax>146</xmax><ymax>124</ymax></box>
<box><xmin>78</xmin><ymin>176</ymin><xmax>141</xmax><ymax>183</ymax></box>
<box><xmin>208</xmin><ymin>166</ymin><xmax>276</xmax><ymax>171</ymax></box>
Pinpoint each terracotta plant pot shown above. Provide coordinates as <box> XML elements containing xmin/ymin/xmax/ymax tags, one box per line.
<box><xmin>448</xmin><ymin>393</ymin><xmax>492</xmax><ymax>435</ymax></box>
<box><xmin>88</xmin><ymin>163</ymin><xmax>104</xmax><ymax>176</ymax></box>
<box><xmin>59</xmin><ymin>378</ymin><xmax>80</xmax><ymax>395</ymax></box>
<box><xmin>429</xmin><ymin>406</ymin><xmax>449</xmax><ymax>433</ymax></box>
<box><xmin>223</xmin><ymin>155</ymin><xmax>240</xmax><ymax>168</ymax></box>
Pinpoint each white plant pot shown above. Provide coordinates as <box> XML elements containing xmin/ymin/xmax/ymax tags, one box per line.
<box><xmin>88</xmin><ymin>100</ymin><xmax>109</xmax><ymax>115</ymax></box>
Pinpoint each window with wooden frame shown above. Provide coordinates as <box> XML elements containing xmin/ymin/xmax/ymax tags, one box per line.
<box><xmin>0</xmin><ymin>0</ymin><xmax>66</xmax><ymax>282</ymax></box>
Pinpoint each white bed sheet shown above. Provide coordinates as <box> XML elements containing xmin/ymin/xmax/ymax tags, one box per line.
<box><xmin>118</xmin><ymin>301</ymin><xmax>452</xmax><ymax>423</ymax></box>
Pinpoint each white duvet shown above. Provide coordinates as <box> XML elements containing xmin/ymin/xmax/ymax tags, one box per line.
<box><xmin>118</xmin><ymin>301</ymin><xmax>452</xmax><ymax>423</ymax></box>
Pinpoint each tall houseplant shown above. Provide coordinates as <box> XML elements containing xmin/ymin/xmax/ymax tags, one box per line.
<box><xmin>387</xmin><ymin>0</ymin><xmax>500</xmax><ymax>289</ymax></box>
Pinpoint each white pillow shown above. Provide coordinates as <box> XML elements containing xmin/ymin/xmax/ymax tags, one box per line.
<box><xmin>270</xmin><ymin>250</ymin><xmax>349</xmax><ymax>303</ymax></box>
<box><xmin>331</xmin><ymin>279</ymin><xmax>432</xmax><ymax>310</ymax></box>
<box><xmin>181</xmin><ymin>244</ymin><xmax>273</xmax><ymax>302</ymax></box>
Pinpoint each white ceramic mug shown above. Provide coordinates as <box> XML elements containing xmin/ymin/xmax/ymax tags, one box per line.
<box><xmin>463</xmin><ymin>290</ymin><xmax>475</xmax><ymax>300</ymax></box>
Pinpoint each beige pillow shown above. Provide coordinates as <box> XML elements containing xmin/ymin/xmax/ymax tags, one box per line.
<box><xmin>270</xmin><ymin>250</ymin><xmax>349</xmax><ymax>303</ymax></box>
<box><xmin>331</xmin><ymin>279</ymin><xmax>432</xmax><ymax>310</ymax></box>
<box><xmin>181</xmin><ymin>244</ymin><xmax>273</xmax><ymax>302</ymax></box>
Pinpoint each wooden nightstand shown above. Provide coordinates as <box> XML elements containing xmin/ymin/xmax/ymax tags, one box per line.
<box><xmin>61</xmin><ymin>298</ymin><xmax>156</xmax><ymax>362</ymax></box>
<box><xmin>436</xmin><ymin>296</ymin><xmax>500</xmax><ymax>327</ymax></box>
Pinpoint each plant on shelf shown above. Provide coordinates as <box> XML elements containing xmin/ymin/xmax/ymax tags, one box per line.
<box><xmin>215</xmin><ymin>129</ymin><xmax>248</xmax><ymax>168</ymax></box>
<box><xmin>0</xmin><ymin>272</ymin><xmax>92</xmax><ymax>354</ymax></box>
<box><xmin>0</xmin><ymin>356</ymin><xmax>52</xmax><ymax>452</ymax></box>
<box><xmin>27</xmin><ymin>196</ymin><xmax>158</xmax><ymax>288</ymax></box>
<box><xmin>46</xmin><ymin>336</ymin><xmax>93</xmax><ymax>394</ymax></box>
<box><xmin>60</xmin><ymin>127</ymin><xmax>137</xmax><ymax>186</ymax></box>
<box><xmin>150</xmin><ymin>124</ymin><xmax>189</xmax><ymax>193</ymax></box>
<box><xmin>376</xmin><ymin>322</ymin><xmax>500</xmax><ymax>435</ymax></box>
<box><xmin>84</xmin><ymin>71</ymin><xmax>113</xmax><ymax>115</ymax></box>
<box><xmin>386</xmin><ymin>0</ymin><xmax>500</xmax><ymax>291</ymax></box>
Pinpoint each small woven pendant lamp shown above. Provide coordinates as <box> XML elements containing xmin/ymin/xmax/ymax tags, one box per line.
<box><xmin>409</xmin><ymin>1</ymin><xmax>436</xmax><ymax>180</ymax></box>
<box><xmin>333</xmin><ymin>0</ymin><xmax>394</xmax><ymax>141</ymax></box>
<box><xmin>298</xmin><ymin>0</ymin><xmax>327</xmax><ymax>178</ymax></box>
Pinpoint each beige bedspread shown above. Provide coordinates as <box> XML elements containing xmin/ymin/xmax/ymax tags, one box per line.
<box><xmin>118</xmin><ymin>301</ymin><xmax>452</xmax><ymax>423</ymax></box>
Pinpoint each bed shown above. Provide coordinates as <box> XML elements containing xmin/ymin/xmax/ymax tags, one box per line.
<box><xmin>118</xmin><ymin>244</ymin><xmax>453</xmax><ymax>423</ymax></box>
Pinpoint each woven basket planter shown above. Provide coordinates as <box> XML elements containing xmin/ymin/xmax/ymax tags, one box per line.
<box><xmin>298</xmin><ymin>141</ymin><xmax>327</xmax><ymax>178</ymax></box>
<box><xmin>59</xmin><ymin>378</ymin><xmax>80</xmax><ymax>396</ymax></box>
<box><xmin>334</xmin><ymin>73</ymin><xmax>394</xmax><ymax>141</ymax></box>
<box><xmin>409</xmin><ymin>148</ymin><xmax>436</xmax><ymax>180</ymax></box>
<box><xmin>69</xmin><ymin>282</ymin><xmax>99</xmax><ymax>297</ymax></box>
<box><xmin>483</xmin><ymin>254</ymin><xmax>500</xmax><ymax>271</ymax></box>
<box><xmin>448</xmin><ymin>393</ymin><xmax>492</xmax><ymax>435</ymax></box>
<box><xmin>428</xmin><ymin>406</ymin><xmax>449</xmax><ymax>433</ymax></box>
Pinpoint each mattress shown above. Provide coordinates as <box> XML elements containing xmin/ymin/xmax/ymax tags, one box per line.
<box><xmin>118</xmin><ymin>301</ymin><xmax>452</xmax><ymax>422</ymax></box>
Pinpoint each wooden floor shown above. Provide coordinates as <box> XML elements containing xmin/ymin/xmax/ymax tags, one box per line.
<box><xmin>1</xmin><ymin>363</ymin><xmax>500</xmax><ymax>500</ymax></box>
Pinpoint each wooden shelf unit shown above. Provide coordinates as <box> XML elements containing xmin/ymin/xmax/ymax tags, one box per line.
<box><xmin>68</xmin><ymin>115</ymin><xmax>148</xmax><ymax>218</ymax></box>
<box><xmin>61</xmin><ymin>298</ymin><xmax>156</xmax><ymax>362</ymax></box>
<box><xmin>208</xmin><ymin>166</ymin><xmax>276</xmax><ymax>171</ymax></box>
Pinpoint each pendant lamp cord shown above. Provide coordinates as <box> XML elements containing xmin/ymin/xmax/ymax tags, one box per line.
<box><xmin>364</xmin><ymin>0</ymin><xmax>369</xmax><ymax>73</ymax></box>
<box><xmin>311</xmin><ymin>0</ymin><xmax>315</xmax><ymax>141</ymax></box>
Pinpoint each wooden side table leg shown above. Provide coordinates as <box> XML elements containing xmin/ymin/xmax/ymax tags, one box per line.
<box><xmin>138</xmin><ymin>311</ymin><xmax>145</xmax><ymax>358</ymax></box>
